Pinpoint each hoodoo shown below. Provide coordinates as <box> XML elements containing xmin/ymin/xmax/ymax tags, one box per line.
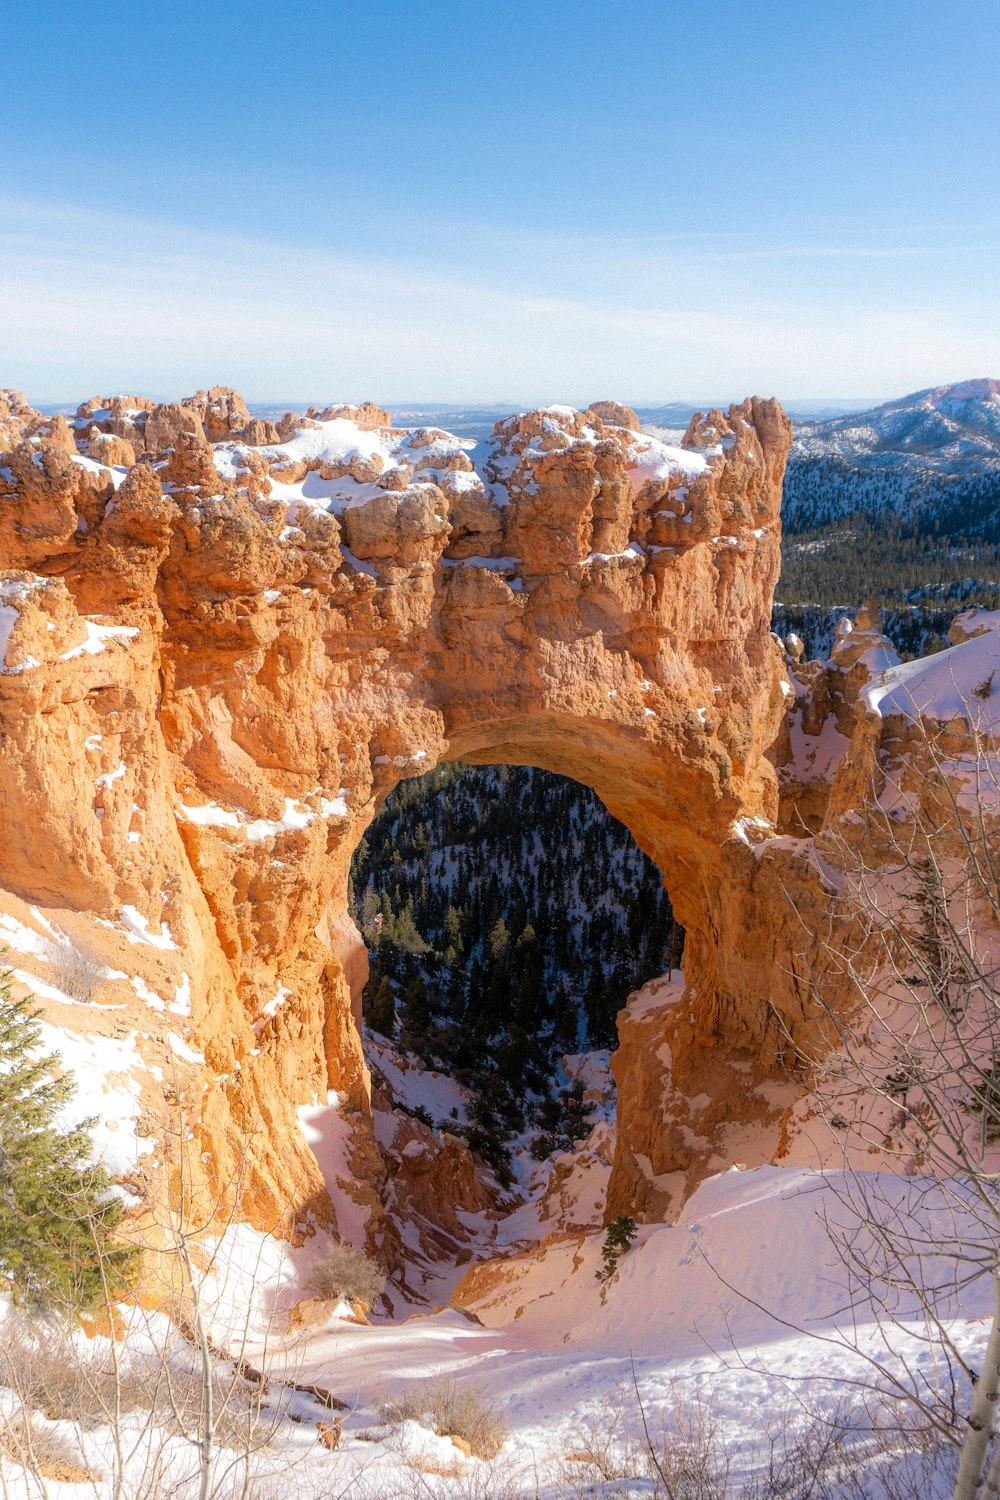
<box><xmin>0</xmin><ymin>389</ymin><xmax>796</xmax><ymax>1238</ymax></box>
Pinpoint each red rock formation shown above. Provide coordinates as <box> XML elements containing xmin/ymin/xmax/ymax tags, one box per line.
<box><xmin>0</xmin><ymin>389</ymin><xmax>44</xmax><ymax>448</ymax></box>
<box><xmin>0</xmin><ymin>390</ymin><xmax>794</xmax><ymax>1243</ymax></box>
<box><xmin>182</xmin><ymin>386</ymin><xmax>251</xmax><ymax>443</ymax></box>
<box><xmin>585</xmin><ymin>400</ymin><xmax>639</xmax><ymax>430</ymax></box>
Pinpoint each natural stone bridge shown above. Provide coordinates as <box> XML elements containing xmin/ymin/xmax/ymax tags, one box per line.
<box><xmin>0</xmin><ymin>387</ymin><xmax>798</xmax><ymax>1238</ymax></box>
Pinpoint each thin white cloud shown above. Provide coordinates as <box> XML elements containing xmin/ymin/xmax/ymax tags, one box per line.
<box><xmin>0</xmin><ymin>194</ymin><xmax>996</xmax><ymax>403</ymax></box>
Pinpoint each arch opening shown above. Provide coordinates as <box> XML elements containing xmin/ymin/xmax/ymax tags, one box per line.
<box><xmin>346</xmin><ymin>760</ymin><xmax>685</xmax><ymax>1294</ymax></box>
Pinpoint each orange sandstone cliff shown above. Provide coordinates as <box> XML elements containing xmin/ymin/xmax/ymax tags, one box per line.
<box><xmin>0</xmin><ymin>386</ymin><xmax>800</xmax><ymax>1250</ymax></box>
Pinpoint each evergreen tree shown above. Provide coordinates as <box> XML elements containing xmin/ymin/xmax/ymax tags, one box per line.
<box><xmin>366</xmin><ymin>975</ymin><xmax>395</xmax><ymax>1036</ymax></box>
<box><xmin>446</xmin><ymin>963</ymin><xmax>466</xmax><ymax>1018</ymax></box>
<box><xmin>401</xmin><ymin>973</ymin><xmax>431</xmax><ymax>1038</ymax></box>
<box><xmin>488</xmin><ymin>917</ymin><xmax>509</xmax><ymax>961</ymax></box>
<box><xmin>0</xmin><ymin>970</ymin><xmax>140</xmax><ymax>1314</ymax></box>
<box><xmin>596</xmin><ymin>1215</ymin><xmax>637</xmax><ymax>1282</ymax></box>
<box><xmin>358</xmin><ymin>884</ymin><xmax>381</xmax><ymax>942</ymax></box>
<box><xmin>442</xmin><ymin>905</ymin><xmax>464</xmax><ymax>961</ymax></box>
<box><xmin>585</xmin><ymin>964</ymin><xmax>618</xmax><ymax>1049</ymax></box>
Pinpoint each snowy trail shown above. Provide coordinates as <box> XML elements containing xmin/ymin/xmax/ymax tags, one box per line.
<box><xmin>210</xmin><ymin>1165</ymin><xmax>992</xmax><ymax>1462</ymax></box>
<box><xmin>0</xmin><ymin>1164</ymin><xmax>985</xmax><ymax>1497</ymax></box>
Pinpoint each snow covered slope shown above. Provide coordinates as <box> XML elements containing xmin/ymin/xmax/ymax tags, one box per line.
<box><xmin>164</xmin><ymin>1165</ymin><xmax>985</xmax><ymax>1497</ymax></box>
<box><xmin>862</xmin><ymin>606</ymin><xmax>1000</xmax><ymax>726</ymax></box>
<box><xmin>453</xmin><ymin>1165</ymin><xmax>989</xmax><ymax>1354</ymax></box>
<box><xmin>782</xmin><ymin>378</ymin><xmax>1000</xmax><ymax>539</ymax></box>
<box><xmin>794</xmin><ymin>378</ymin><xmax>1000</xmax><ymax>471</ymax></box>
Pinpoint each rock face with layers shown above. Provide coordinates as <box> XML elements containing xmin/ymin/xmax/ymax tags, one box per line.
<box><xmin>0</xmin><ymin>388</ymin><xmax>794</xmax><ymax>1251</ymax></box>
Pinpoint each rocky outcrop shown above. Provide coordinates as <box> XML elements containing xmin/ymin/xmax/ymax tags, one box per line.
<box><xmin>0</xmin><ymin>389</ymin><xmax>794</xmax><ymax>1245</ymax></box>
<box><xmin>769</xmin><ymin>602</ymin><xmax>898</xmax><ymax>836</ymax></box>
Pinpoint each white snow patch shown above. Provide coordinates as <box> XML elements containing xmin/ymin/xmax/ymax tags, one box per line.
<box><xmin>339</xmin><ymin>545</ymin><xmax>378</xmax><ymax>577</ymax></box>
<box><xmin>166</xmin><ymin>1032</ymin><xmax>204</xmax><ymax>1065</ymax></box>
<box><xmin>261</xmin><ymin>984</ymin><xmax>291</xmax><ymax>1021</ymax></box>
<box><xmin>114</xmin><ymin>905</ymin><xmax>177</xmax><ymax>951</ymax></box>
<box><xmin>35</xmin><ymin>1021</ymin><xmax>154</xmax><ymax>1175</ymax></box>
<box><xmin>0</xmin><ymin>576</ymin><xmax>48</xmax><ymax>672</ymax></box>
<box><xmin>784</xmin><ymin>714</ymin><xmax>852</xmax><ymax>782</ymax></box>
<box><xmin>94</xmin><ymin>760</ymin><xmax>127</xmax><ymax>789</ymax></box>
<box><xmin>69</xmin><ymin>453</ymin><xmax>128</xmax><ymax>490</ymax></box>
<box><xmin>178</xmin><ymin>794</ymin><xmax>339</xmax><ymax>839</ymax></box>
<box><xmin>130</xmin><ymin>974</ymin><xmax>166</xmax><ymax>1012</ymax></box>
<box><xmin>626</xmin><ymin>432</ymin><xmax>708</xmax><ymax>491</ymax></box>
<box><xmin>170</xmin><ymin>973</ymin><xmax>192</xmax><ymax>1016</ymax></box>
<box><xmin>60</xmin><ymin>620</ymin><xmax>140</xmax><ymax>660</ymax></box>
<box><xmin>245</xmin><ymin>798</ymin><xmax>314</xmax><ymax>842</ymax></box>
<box><xmin>0</xmin><ymin>911</ymin><xmax>52</xmax><ymax>960</ymax></box>
<box><xmin>583</xmin><ymin>542</ymin><xmax>645</xmax><ymax>565</ymax></box>
<box><xmin>297</xmin><ymin>1091</ymin><xmax>372</xmax><ymax>1247</ymax></box>
<box><xmin>176</xmin><ymin>798</ymin><xmax>242</xmax><ymax>829</ymax></box>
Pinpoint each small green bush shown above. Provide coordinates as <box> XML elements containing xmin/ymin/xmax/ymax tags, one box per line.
<box><xmin>596</xmin><ymin>1215</ymin><xmax>637</xmax><ymax>1283</ymax></box>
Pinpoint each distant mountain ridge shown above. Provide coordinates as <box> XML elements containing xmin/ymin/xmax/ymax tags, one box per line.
<box><xmin>782</xmin><ymin>378</ymin><xmax>1000</xmax><ymax>541</ymax></box>
<box><xmin>777</xmin><ymin>379</ymin><xmax>1000</xmax><ymax>660</ymax></box>
<box><xmin>792</xmin><ymin>378</ymin><xmax>1000</xmax><ymax>471</ymax></box>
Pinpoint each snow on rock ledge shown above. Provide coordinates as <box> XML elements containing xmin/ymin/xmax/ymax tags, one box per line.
<box><xmin>0</xmin><ymin>384</ymin><xmax>792</xmax><ymax>1242</ymax></box>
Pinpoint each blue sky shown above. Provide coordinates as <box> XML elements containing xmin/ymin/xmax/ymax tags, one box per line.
<box><xmin>2</xmin><ymin>0</ymin><xmax>998</xmax><ymax>404</ymax></box>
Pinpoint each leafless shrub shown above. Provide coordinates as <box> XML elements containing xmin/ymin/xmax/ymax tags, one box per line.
<box><xmin>0</xmin><ymin>1312</ymin><xmax>149</xmax><ymax>1427</ymax></box>
<box><xmin>0</xmin><ymin>1310</ymin><xmax>282</xmax><ymax>1461</ymax></box>
<box><xmin>304</xmin><ymin>1241</ymin><xmax>386</xmax><ymax>1309</ymax></box>
<box><xmin>0</xmin><ymin>1410</ymin><xmax>93</xmax><ymax>1483</ymax></box>
<box><xmin>341</xmin><ymin>1458</ymin><xmax>539</xmax><ymax>1500</ymax></box>
<box><xmin>560</xmin><ymin>1389</ymin><xmax>644</xmax><ymax>1484</ymax></box>
<box><xmin>646</xmin><ymin>1409</ymin><xmax>730</xmax><ymax>1498</ymax></box>
<box><xmin>855</xmin><ymin>1404</ymin><xmax>958</xmax><ymax>1500</ymax></box>
<box><xmin>560</xmin><ymin>1390</ymin><xmax>727</xmax><ymax>1498</ymax></box>
<box><xmin>557</xmin><ymin>1385</ymin><xmax>957</xmax><ymax>1500</ymax></box>
<box><xmin>43</xmin><ymin>937</ymin><xmax>106</xmax><ymax>1002</ymax></box>
<box><xmin>737</xmin><ymin>1400</ymin><xmax>957</xmax><ymax>1500</ymax></box>
<box><xmin>154</xmin><ymin>1338</ymin><xmax>286</xmax><ymax>1454</ymax></box>
<box><xmin>378</xmin><ymin>1376</ymin><xmax>510</xmax><ymax>1460</ymax></box>
<box><xmin>381</xmin><ymin>1461</ymin><xmax>539</xmax><ymax>1499</ymax></box>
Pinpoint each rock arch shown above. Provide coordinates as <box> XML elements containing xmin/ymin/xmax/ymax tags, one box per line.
<box><xmin>0</xmin><ymin>390</ymin><xmax>794</xmax><ymax>1233</ymax></box>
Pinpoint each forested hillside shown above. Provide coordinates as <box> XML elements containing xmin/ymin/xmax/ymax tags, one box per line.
<box><xmin>774</xmin><ymin>518</ymin><xmax>1000</xmax><ymax>658</ymax></box>
<box><xmin>773</xmin><ymin>383</ymin><xmax>1000</xmax><ymax>659</ymax></box>
<box><xmin>782</xmin><ymin>456</ymin><xmax>1000</xmax><ymax>537</ymax></box>
<box><xmin>349</xmin><ymin>764</ymin><xmax>680</xmax><ymax>1174</ymax></box>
